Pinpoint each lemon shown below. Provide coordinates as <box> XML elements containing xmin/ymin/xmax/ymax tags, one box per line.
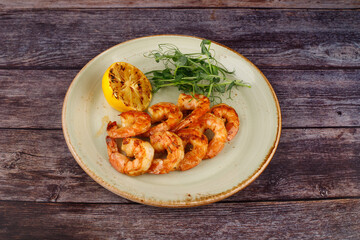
<box><xmin>102</xmin><ymin>62</ymin><xmax>152</xmax><ymax>112</ymax></box>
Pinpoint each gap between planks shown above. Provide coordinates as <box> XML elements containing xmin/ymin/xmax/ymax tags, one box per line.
<box><xmin>0</xmin><ymin>196</ymin><xmax>359</xmax><ymax>206</ymax></box>
<box><xmin>0</xmin><ymin>126</ymin><xmax>359</xmax><ymax>131</ymax></box>
<box><xmin>1</xmin><ymin>7</ymin><xmax>360</xmax><ymax>11</ymax></box>
<box><xmin>1</xmin><ymin>0</ymin><xmax>360</xmax><ymax>10</ymax></box>
<box><xmin>1</xmin><ymin>66</ymin><xmax>360</xmax><ymax>71</ymax></box>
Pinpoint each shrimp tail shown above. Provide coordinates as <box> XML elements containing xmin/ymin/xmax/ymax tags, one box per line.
<box><xmin>107</xmin><ymin>121</ymin><xmax>118</xmax><ymax>131</ymax></box>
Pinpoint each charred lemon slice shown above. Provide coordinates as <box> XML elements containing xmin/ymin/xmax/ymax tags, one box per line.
<box><xmin>102</xmin><ymin>62</ymin><xmax>152</xmax><ymax>112</ymax></box>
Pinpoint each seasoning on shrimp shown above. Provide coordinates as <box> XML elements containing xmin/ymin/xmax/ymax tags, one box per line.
<box><xmin>107</xmin><ymin>110</ymin><xmax>151</xmax><ymax>138</ymax></box>
<box><xmin>104</xmin><ymin>93</ymin><xmax>241</xmax><ymax>176</ymax></box>
<box><xmin>191</xmin><ymin>113</ymin><xmax>227</xmax><ymax>159</ymax></box>
<box><xmin>142</xmin><ymin>102</ymin><xmax>183</xmax><ymax>137</ymax></box>
<box><xmin>172</xmin><ymin>93</ymin><xmax>210</xmax><ymax>132</ymax></box>
<box><xmin>210</xmin><ymin>103</ymin><xmax>240</xmax><ymax>141</ymax></box>
<box><xmin>176</xmin><ymin>128</ymin><xmax>208</xmax><ymax>171</ymax></box>
<box><xmin>106</xmin><ymin>136</ymin><xmax>154</xmax><ymax>176</ymax></box>
<box><xmin>147</xmin><ymin>131</ymin><xmax>184</xmax><ymax>174</ymax></box>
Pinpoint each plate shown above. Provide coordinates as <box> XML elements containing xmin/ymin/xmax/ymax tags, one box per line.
<box><xmin>62</xmin><ymin>35</ymin><xmax>281</xmax><ymax>207</ymax></box>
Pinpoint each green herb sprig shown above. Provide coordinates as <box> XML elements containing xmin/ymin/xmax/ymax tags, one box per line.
<box><xmin>144</xmin><ymin>39</ymin><xmax>250</xmax><ymax>103</ymax></box>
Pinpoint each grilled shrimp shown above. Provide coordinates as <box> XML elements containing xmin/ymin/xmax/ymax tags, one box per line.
<box><xmin>172</xmin><ymin>93</ymin><xmax>210</xmax><ymax>132</ymax></box>
<box><xmin>176</xmin><ymin>128</ymin><xmax>208</xmax><ymax>171</ymax></box>
<box><xmin>211</xmin><ymin>104</ymin><xmax>239</xmax><ymax>141</ymax></box>
<box><xmin>106</xmin><ymin>136</ymin><xmax>154</xmax><ymax>176</ymax></box>
<box><xmin>107</xmin><ymin>110</ymin><xmax>151</xmax><ymax>138</ymax></box>
<box><xmin>142</xmin><ymin>102</ymin><xmax>183</xmax><ymax>137</ymax></box>
<box><xmin>147</xmin><ymin>131</ymin><xmax>184</xmax><ymax>174</ymax></box>
<box><xmin>192</xmin><ymin>113</ymin><xmax>227</xmax><ymax>159</ymax></box>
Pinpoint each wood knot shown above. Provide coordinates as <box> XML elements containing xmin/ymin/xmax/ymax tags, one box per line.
<box><xmin>47</xmin><ymin>184</ymin><xmax>62</xmax><ymax>202</ymax></box>
<box><xmin>316</xmin><ymin>184</ymin><xmax>329</xmax><ymax>197</ymax></box>
<box><xmin>3</xmin><ymin>152</ymin><xmax>21</xmax><ymax>169</ymax></box>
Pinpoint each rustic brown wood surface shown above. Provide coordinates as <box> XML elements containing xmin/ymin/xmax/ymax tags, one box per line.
<box><xmin>2</xmin><ymin>0</ymin><xmax>360</xmax><ymax>9</ymax></box>
<box><xmin>1</xmin><ymin>9</ymin><xmax>360</xmax><ymax>69</ymax></box>
<box><xmin>0</xmin><ymin>3</ymin><xmax>359</xmax><ymax>240</ymax></box>
<box><xmin>1</xmin><ymin>199</ymin><xmax>359</xmax><ymax>239</ymax></box>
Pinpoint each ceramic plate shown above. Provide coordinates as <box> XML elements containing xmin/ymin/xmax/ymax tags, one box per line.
<box><xmin>62</xmin><ymin>35</ymin><xmax>281</xmax><ymax>207</ymax></box>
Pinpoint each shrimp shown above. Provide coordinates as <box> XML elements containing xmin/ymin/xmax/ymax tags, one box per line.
<box><xmin>147</xmin><ymin>131</ymin><xmax>184</xmax><ymax>174</ymax></box>
<box><xmin>176</xmin><ymin>128</ymin><xmax>208</xmax><ymax>171</ymax></box>
<box><xmin>106</xmin><ymin>136</ymin><xmax>154</xmax><ymax>176</ymax></box>
<box><xmin>172</xmin><ymin>93</ymin><xmax>210</xmax><ymax>132</ymax></box>
<box><xmin>211</xmin><ymin>104</ymin><xmax>240</xmax><ymax>141</ymax></box>
<box><xmin>191</xmin><ymin>113</ymin><xmax>227</xmax><ymax>159</ymax></box>
<box><xmin>142</xmin><ymin>102</ymin><xmax>183</xmax><ymax>137</ymax></box>
<box><xmin>107</xmin><ymin>110</ymin><xmax>151</xmax><ymax>138</ymax></box>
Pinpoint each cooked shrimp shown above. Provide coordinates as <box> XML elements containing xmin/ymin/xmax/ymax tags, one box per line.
<box><xmin>176</xmin><ymin>128</ymin><xmax>208</xmax><ymax>171</ymax></box>
<box><xmin>192</xmin><ymin>113</ymin><xmax>227</xmax><ymax>159</ymax></box>
<box><xmin>106</xmin><ymin>136</ymin><xmax>154</xmax><ymax>176</ymax></box>
<box><xmin>107</xmin><ymin>110</ymin><xmax>151</xmax><ymax>138</ymax></box>
<box><xmin>147</xmin><ymin>131</ymin><xmax>184</xmax><ymax>174</ymax></box>
<box><xmin>211</xmin><ymin>104</ymin><xmax>240</xmax><ymax>141</ymax></box>
<box><xmin>172</xmin><ymin>93</ymin><xmax>210</xmax><ymax>132</ymax></box>
<box><xmin>142</xmin><ymin>102</ymin><xmax>183</xmax><ymax>137</ymax></box>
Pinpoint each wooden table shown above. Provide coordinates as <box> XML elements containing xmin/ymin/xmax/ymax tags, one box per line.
<box><xmin>1</xmin><ymin>1</ymin><xmax>359</xmax><ymax>239</ymax></box>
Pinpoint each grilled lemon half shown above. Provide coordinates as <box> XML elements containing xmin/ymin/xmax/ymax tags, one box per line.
<box><xmin>102</xmin><ymin>62</ymin><xmax>152</xmax><ymax>112</ymax></box>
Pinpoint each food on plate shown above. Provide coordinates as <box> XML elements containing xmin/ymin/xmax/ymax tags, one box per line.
<box><xmin>189</xmin><ymin>112</ymin><xmax>227</xmax><ymax>159</ymax></box>
<box><xmin>176</xmin><ymin>128</ymin><xmax>208</xmax><ymax>171</ymax></box>
<box><xmin>210</xmin><ymin>104</ymin><xmax>240</xmax><ymax>141</ymax></box>
<box><xmin>172</xmin><ymin>93</ymin><xmax>210</xmax><ymax>132</ymax></box>
<box><xmin>106</xmin><ymin>136</ymin><xmax>154</xmax><ymax>176</ymax></box>
<box><xmin>142</xmin><ymin>102</ymin><xmax>183</xmax><ymax>137</ymax></box>
<box><xmin>106</xmin><ymin>110</ymin><xmax>151</xmax><ymax>138</ymax></box>
<box><xmin>105</xmin><ymin>93</ymin><xmax>239</xmax><ymax>176</ymax></box>
<box><xmin>145</xmin><ymin>40</ymin><xmax>250</xmax><ymax>102</ymax></box>
<box><xmin>147</xmin><ymin>131</ymin><xmax>184</xmax><ymax>174</ymax></box>
<box><xmin>102</xmin><ymin>62</ymin><xmax>152</xmax><ymax>112</ymax></box>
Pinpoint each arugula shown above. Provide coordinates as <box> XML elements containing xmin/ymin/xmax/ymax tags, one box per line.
<box><xmin>144</xmin><ymin>40</ymin><xmax>250</xmax><ymax>103</ymax></box>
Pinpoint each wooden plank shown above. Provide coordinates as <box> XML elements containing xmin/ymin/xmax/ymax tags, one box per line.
<box><xmin>0</xmin><ymin>128</ymin><xmax>359</xmax><ymax>203</ymax></box>
<box><xmin>0</xmin><ymin>129</ymin><xmax>123</xmax><ymax>203</ymax></box>
<box><xmin>0</xmin><ymin>199</ymin><xmax>359</xmax><ymax>239</ymax></box>
<box><xmin>0</xmin><ymin>70</ymin><xmax>69</xmax><ymax>129</ymax></box>
<box><xmin>1</xmin><ymin>69</ymin><xmax>359</xmax><ymax>129</ymax></box>
<box><xmin>262</xmin><ymin>69</ymin><xmax>360</xmax><ymax>128</ymax></box>
<box><xmin>1</xmin><ymin>9</ymin><xmax>359</xmax><ymax>69</ymax></box>
<box><xmin>243</xmin><ymin>127</ymin><xmax>360</xmax><ymax>201</ymax></box>
<box><xmin>1</xmin><ymin>0</ymin><xmax>359</xmax><ymax>10</ymax></box>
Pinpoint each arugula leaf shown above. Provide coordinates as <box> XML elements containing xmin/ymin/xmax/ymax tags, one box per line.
<box><xmin>144</xmin><ymin>39</ymin><xmax>250</xmax><ymax>103</ymax></box>
<box><xmin>200</xmin><ymin>40</ymin><xmax>211</xmax><ymax>57</ymax></box>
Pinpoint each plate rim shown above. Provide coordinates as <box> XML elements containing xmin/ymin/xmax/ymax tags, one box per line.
<box><xmin>62</xmin><ymin>34</ymin><xmax>282</xmax><ymax>208</ymax></box>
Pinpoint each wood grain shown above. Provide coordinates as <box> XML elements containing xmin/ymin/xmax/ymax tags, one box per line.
<box><xmin>264</xmin><ymin>69</ymin><xmax>360</xmax><ymax>128</ymax></box>
<box><xmin>0</xmin><ymin>199</ymin><xmax>359</xmax><ymax>239</ymax></box>
<box><xmin>0</xmin><ymin>128</ymin><xmax>358</xmax><ymax>203</ymax></box>
<box><xmin>1</xmin><ymin>9</ymin><xmax>359</xmax><ymax>69</ymax></box>
<box><xmin>0</xmin><ymin>70</ymin><xmax>69</xmax><ymax>129</ymax></box>
<box><xmin>1</xmin><ymin>69</ymin><xmax>359</xmax><ymax>129</ymax></box>
<box><xmin>1</xmin><ymin>0</ymin><xmax>360</xmax><ymax>10</ymax></box>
